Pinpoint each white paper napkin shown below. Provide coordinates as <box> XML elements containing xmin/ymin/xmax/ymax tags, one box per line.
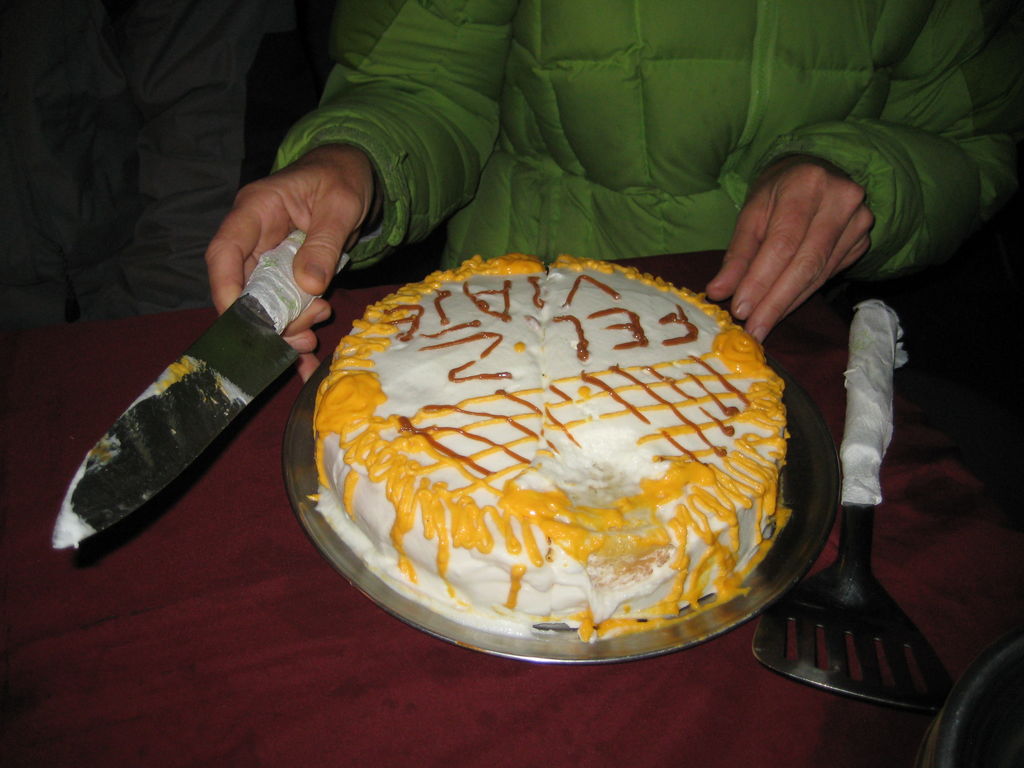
<box><xmin>242</xmin><ymin>231</ymin><xmax>351</xmax><ymax>334</ymax></box>
<box><xmin>840</xmin><ymin>299</ymin><xmax>908</xmax><ymax>506</ymax></box>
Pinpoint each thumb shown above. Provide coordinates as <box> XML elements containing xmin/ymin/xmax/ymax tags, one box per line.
<box><xmin>293</xmin><ymin>229</ymin><xmax>347</xmax><ymax>296</ymax></box>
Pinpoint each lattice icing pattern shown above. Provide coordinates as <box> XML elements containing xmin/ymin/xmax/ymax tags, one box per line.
<box><xmin>314</xmin><ymin>254</ymin><xmax>787</xmax><ymax>640</ymax></box>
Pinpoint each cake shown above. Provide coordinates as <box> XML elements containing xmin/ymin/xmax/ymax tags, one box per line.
<box><xmin>313</xmin><ymin>254</ymin><xmax>787</xmax><ymax>641</ymax></box>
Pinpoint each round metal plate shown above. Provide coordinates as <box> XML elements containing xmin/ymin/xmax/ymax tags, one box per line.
<box><xmin>283</xmin><ymin>356</ymin><xmax>838</xmax><ymax>663</ymax></box>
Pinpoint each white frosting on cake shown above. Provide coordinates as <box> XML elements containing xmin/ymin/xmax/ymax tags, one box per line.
<box><xmin>314</xmin><ymin>255</ymin><xmax>787</xmax><ymax>640</ymax></box>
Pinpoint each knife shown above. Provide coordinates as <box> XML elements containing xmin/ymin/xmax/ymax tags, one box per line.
<box><xmin>52</xmin><ymin>231</ymin><xmax>347</xmax><ymax>549</ymax></box>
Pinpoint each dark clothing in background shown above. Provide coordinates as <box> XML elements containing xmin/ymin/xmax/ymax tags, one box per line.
<box><xmin>0</xmin><ymin>0</ymin><xmax>294</xmax><ymax>330</ymax></box>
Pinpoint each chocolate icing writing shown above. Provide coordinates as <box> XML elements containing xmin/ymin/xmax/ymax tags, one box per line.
<box><xmin>384</xmin><ymin>304</ymin><xmax>425</xmax><ymax>341</ymax></box>
<box><xmin>463</xmin><ymin>280</ymin><xmax>512</xmax><ymax>321</ymax></box>
<box><xmin>563</xmin><ymin>273</ymin><xmax>620</xmax><ymax>306</ymax></box>
<box><xmin>553</xmin><ymin>315</ymin><xmax>590</xmax><ymax>361</ymax></box>
<box><xmin>420</xmin><ymin>331</ymin><xmax>512</xmax><ymax>382</ymax></box>
<box><xmin>659</xmin><ymin>304</ymin><xmax>699</xmax><ymax>346</ymax></box>
<box><xmin>422</xmin><ymin>320</ymin><xmax>482</xmax><ymax>338</ymax></box>
<box><xmin>588</xmin><ymin>307</ymin><xmax>648</xmax><ymax>350</ymax></box>
<box><xmin>527</xmin><ymin>276</ymin><xmax>545</xmax><ymax>309</ymax></box>
<box><xmin>434</xmin><ymin>289</ymin><xmax>452</xmax><ymax>325</ymax></box>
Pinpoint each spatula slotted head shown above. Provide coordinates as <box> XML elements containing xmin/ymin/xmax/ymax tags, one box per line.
<box><xmin>753</xmin><ymin>579</ymin><xmax>952</xmax><ymax>712</ymax></box>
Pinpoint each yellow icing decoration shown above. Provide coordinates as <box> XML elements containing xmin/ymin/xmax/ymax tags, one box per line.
<box><xmin>505</xmin><ymin>564</ymin><xmax>527</xmax><ymax>608</ymax></box>
<box><xmin>153</xmin><ymin>356</ymin><xmax>202</xmax><ymax>394</ymax></box>
<box><xmin>315</xmin><ymin>371</ymin><xmax>386</xmax><ymax>438</ymax></box>
<box><xmin>712</xmin><ymin>328</ymin><xmax>770</xmax><ymax>377</ymax></box>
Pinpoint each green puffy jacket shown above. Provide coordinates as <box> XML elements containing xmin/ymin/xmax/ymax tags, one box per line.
<box><xmin>276</xmin><ymin>0</ymin><xmax>1023</xmax><ymax>279</ymax></box>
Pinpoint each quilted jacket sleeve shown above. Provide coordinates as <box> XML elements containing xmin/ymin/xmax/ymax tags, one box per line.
<box><xmin>758</xmin><ymin>0</ymin><xmax>1024</xmax><ymax>280</ymax></box>
<box><xmin>274</xmin><ymin>0</ymin><xmax>515</xmax><ymax>268</ymax></box>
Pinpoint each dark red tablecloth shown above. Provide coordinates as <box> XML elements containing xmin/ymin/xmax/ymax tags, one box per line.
<box><xmin>2</xmin><ymin>253</ymin><xmax>1022</xmax><ymax>767</ymax></box>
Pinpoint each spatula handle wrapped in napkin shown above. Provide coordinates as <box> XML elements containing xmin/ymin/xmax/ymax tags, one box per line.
<box><xmin>241</xmin><ymin>231</ymin><xmax>351</xmax><ymax>334</ymax></box>
<box><xmin>840</xmin><ymin>300</ymin><xmax>908</xmax><ymax>507</ymax></box>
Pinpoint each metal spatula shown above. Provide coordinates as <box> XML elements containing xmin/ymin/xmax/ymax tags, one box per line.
<box><xmin>752</xmin><ymin>300</ymin><xmax>952</xmax><ymax>712</ymax></box>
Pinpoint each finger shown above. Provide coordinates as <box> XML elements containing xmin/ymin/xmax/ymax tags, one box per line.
<box><xmin>293</xmin><ymin>236</ymin><xmax>341</xmax><ymax>296</ymax></box>
<box><xmin>283</xmin><ymin>298</ymin><xmax>332</xmax><ymax>341</ymax></box>
<box><xmin>748</xmin><ymin>233</ymin><xmax>869</xmax><ymax>339</ymax></box>
<box><xmin>832</xmin><ymin>205</ymin><xmax>874</xmax><ymax>270</ymax></box>
<box><xmin>205</xmin><ymin>207</ymin><xmax>265</xmax><ymax>312</ymax></box>
<box><xmin>295</xmin><ymin>352</ymin><xmax>322</xmax><ymax>382</ymax></box>
<box><xmin>743</xmin><ymin>254</ymin><xmax>832</xmax><ymax>340</ymax></box>
<box><xmin>729</xmin><ymin>193</ymin><xmax>816</xmax><ymax>320</ymax></box>
<box><xmin>742</xmin><ymin>203</ymin><xmax>866</xmax><ymax>340</ymax></box>
<box><xmin>707</xmin><ymin>203</ymin><xmax>767</xmax><ymax>301</ymax></box>
<box><xmin>251</xmin><ymin>216</ymin><xmax>295</xmax><ymax>267</ymax></box>
<box><xmin>830</xmin><ymin>229</ymin><xmax>871</xmax><ymax>277</ymax></box>
<box><xmin>283</xmin><ymin>329</ymin><xmax>314</xmax><ymax>352</ymax></box>
<box><xmin>282</xmin><ymin>300</ymin><xmax>329</xmax><ymax>381</ymax></box>
<box><xmin>292</xmin><ymin>202</ymin><xmax>358</xmax><ymax>296</ymax></box>
<box><xmin>206</xmin><ymin>180</ymin><xmax>304</xmax><ymax>312</ymax></box>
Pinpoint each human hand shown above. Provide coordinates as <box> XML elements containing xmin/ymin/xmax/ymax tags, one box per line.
<box><xmin>205</xmin><ymin>143</ymin><xmax>378</xmax><ymax>380</ymax></box>
<box><xmin>706</xmin><ymin>155</ymin><xmax>873</xmax><ymax>341</ymax></box>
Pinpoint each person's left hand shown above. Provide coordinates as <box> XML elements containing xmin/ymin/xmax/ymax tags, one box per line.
<box><xmin>706</xmin><ymin>155</ymin><xmax>873</xmax><ymax>341</ymax></box>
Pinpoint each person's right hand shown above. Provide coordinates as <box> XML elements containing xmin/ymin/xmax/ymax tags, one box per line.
<box><xmin>205</xmin><ymin>143</ymin><xmax>378</xmax><ymax>380</ymax></box>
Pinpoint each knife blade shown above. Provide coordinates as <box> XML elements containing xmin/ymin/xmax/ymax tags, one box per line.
<box><xmin>53</xmin><ymin>231</ymin><xmax>345</xmax><ymax>548</ymax></box>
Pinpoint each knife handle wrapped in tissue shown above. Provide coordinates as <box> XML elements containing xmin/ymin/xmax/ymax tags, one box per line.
<box><xmin>840</xmin><ymin>300</ymin><xmax>908</xmax><ymax>507</ymax></box>
<box><xmin>241</xmin><ymin>231</ymin><xmax>351</xmax><ymax>334</ymax></box>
